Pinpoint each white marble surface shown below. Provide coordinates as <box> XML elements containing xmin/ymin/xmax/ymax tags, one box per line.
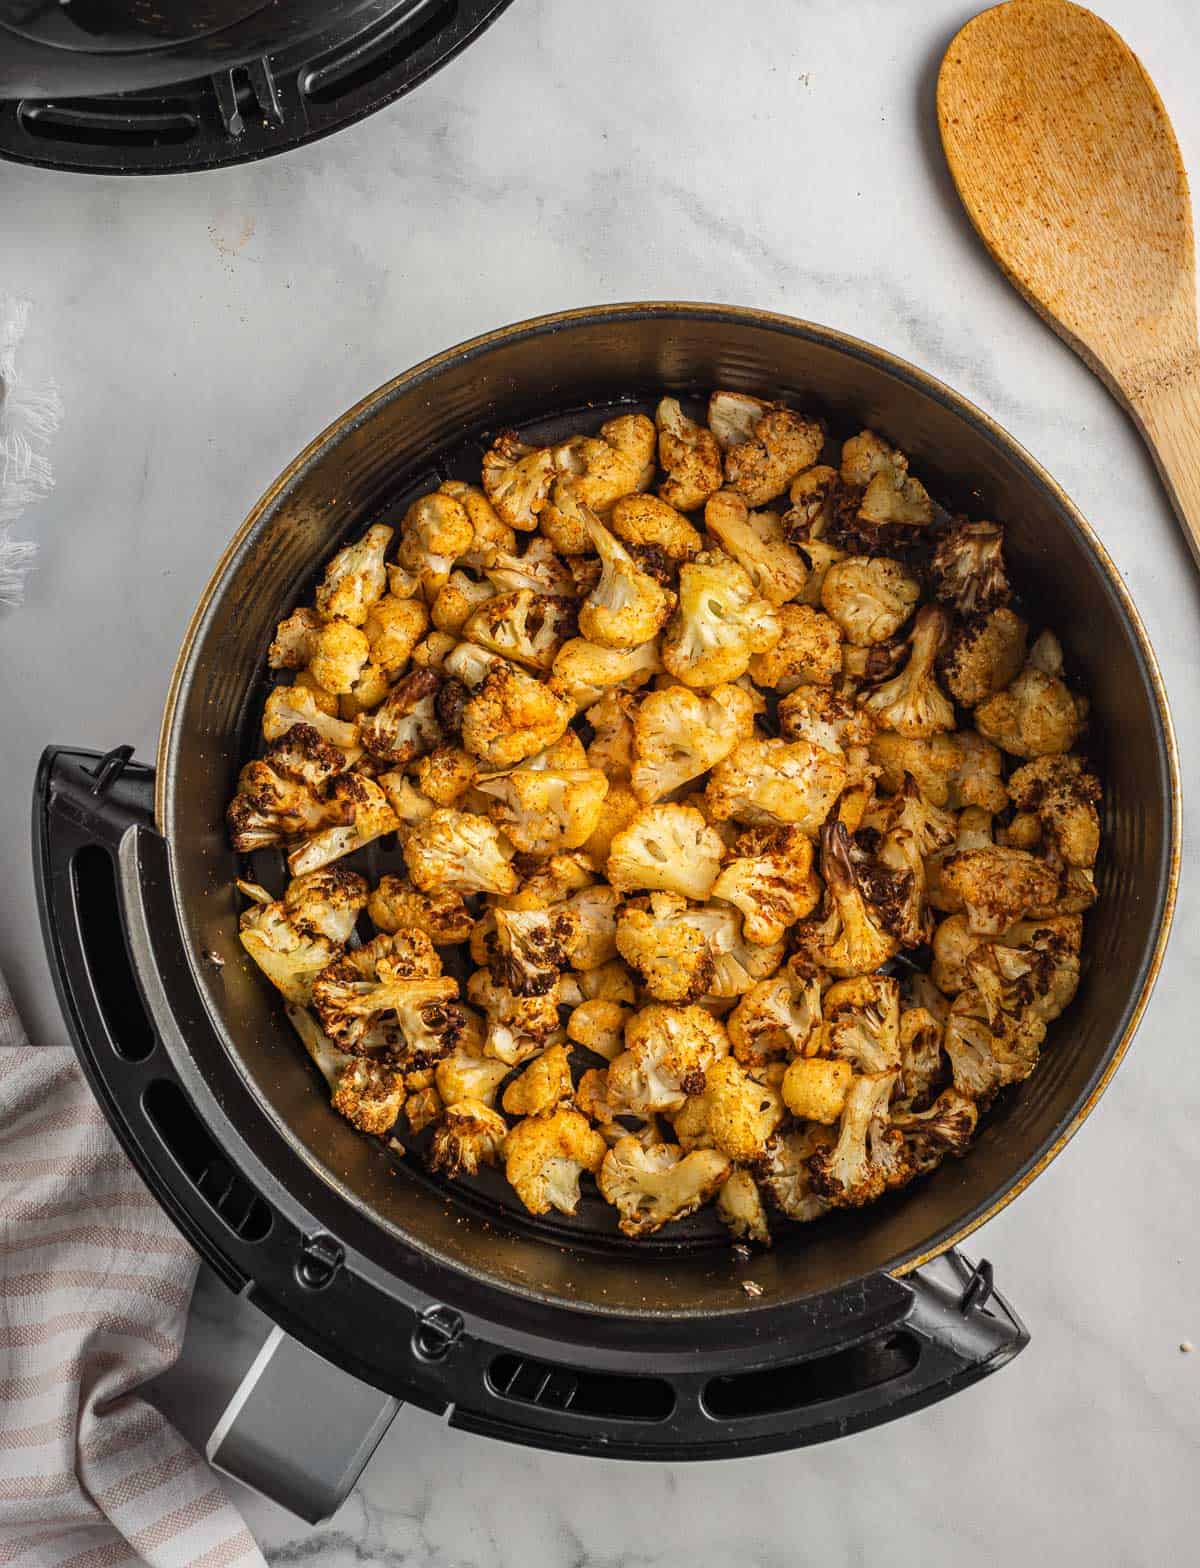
<box><xmin>1</xmin><ymin>0</ymin><xmax>1198</xmax><ymax>1560</ymax></box>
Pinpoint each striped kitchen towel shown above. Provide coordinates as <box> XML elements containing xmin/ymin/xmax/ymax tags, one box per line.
<box><xmin>0</xmin><ymin>968</ymin><xmax>265</xmax><ymax>1567</ymax></box>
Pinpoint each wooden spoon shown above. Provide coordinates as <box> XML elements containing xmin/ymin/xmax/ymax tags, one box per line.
<box><xmin>938</xmin><ymin>0</ymin><xmax>1200</xmax><ymax>567</ymax></box>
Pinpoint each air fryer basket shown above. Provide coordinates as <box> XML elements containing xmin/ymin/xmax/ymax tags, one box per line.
<box><xmin>36</xmin><ymin>305</ymin><xmax>1177</xmax><ymax>1518</ymax></box>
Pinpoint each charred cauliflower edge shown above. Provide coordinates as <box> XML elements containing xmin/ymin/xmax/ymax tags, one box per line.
<box><xmin>228</xmin><ymin>392</ymin><xmax>1101</xmax><ymax>1245</ymax></box>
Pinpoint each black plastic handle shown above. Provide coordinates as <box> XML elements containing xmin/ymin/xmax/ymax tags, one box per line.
<box><xmin>34</xmin><ymin>744</ymin><xmax>1029</xmax><ymax>1513</ymax></box>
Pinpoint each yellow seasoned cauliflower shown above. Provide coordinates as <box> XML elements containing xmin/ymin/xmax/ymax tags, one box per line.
<box><xmin>427</xmin><ymin>1100</ymin><xmax>509</xmax><ymax>1178</ymax></box>
<box><xmin>727</xmin><ymin>967</ymin><xmax>823</xmax><ymax>1066</ymax></box>
<box><xmin>820</xmin><ymin>555</ymin><xmax>920</xmax><ymax>646</ymax></box>
<box><xmin>747</xmin><ymin>603</ymin><xmax>843</xmax><ymax>693</ymax></box>
<box><xmin>577</xmin><ymin>513</ymin><xmax>675</xmax><ymax>649</ymax></box>
<box><xmin>709</xmin><ymin>391</ymin><xmax>825</xmax><ymax>506</ymax></box>
<box><xmin>606</xmin><ymin>1003</ymin><xmax>729</xmax><ymax>1114</ymax></box>
<box><xmin>673</xmin><ymin>1056</ymin><xmax>785</xmax><ymax>1162</ymax></box>
<box><xmin>1006</xmin><ymin>755</ymin><xmax>1101</xmax><ymax>868</ymax></box>
<box><xmin>504</xmin><ymin>1108</ymin><xmax>607</xmax><ymax>1215</ymax></box>
<box><xmin>598</xmin><ymin>1137</ymin><xmax>731</xmax><ymax>1236</ymax></box>
<box><xmin>606</xmin><ymin>803</ymin><xmax>725</xmax><ymax>900</ymax></box>
<box><xmin>711</xmin><ymin>825</ymin><xmax>821</xmax><ymax>944</ymax></box>
<box><xmin>462</xmin><ymin>588</ymin><xmax>577</xmax><ymax>671</ymax></box>
<box><xmin>501</xmin><ymin>1043</ymin><xmax>575</xmax><ymax>1117</ymax></box>
<box><xmin>549</xmin><ymin>636</ymin><xmax>662</xmax><ymax>711</ymax></box>
<box><xmin>661</xmin><ymin>550</ymin><xmax>781</xmax><ymax>688</ymax></box>
<box><xmin>704</xmin><ymin>490</ymin><xmax>809</xmax><ymax>605</ymax></box>
<box><xmin>655</xmin><ymin>397</ymin><xmax>724</xmax><ymax>512</ymax></box>
<box><xmin>705</xmin><ymin>735</ymin><xmax>847</xmax><ymax>832</ymax></box>
<box><xmin>630</xmin><ymin>681</ymin><xmax>755</xmax><ymax>803</ymax></box>
<box><xmin>481</xmin><ymin>431</ymin><xmax>556</xmax><ymax>532</ymax></box>
<box><xmin>402</xmin><ymin>806</ymin><xmax>517</xmax><ymax>895</ymax></box>
<box><xmin>781</xmin><ymin>1056</ymin><xmax>854</xmax><ymax>1124</ymax></box>
<box><xmin>396</xmin><ymin>492</ymin><xmax>474</xmax><ymax>600</ymax></box>
<box><xmin>939</xmin><ymin>606</ymin><xmax>1027</xmax><ymax>708</ymax></box>
<box><xmin>541</xmin><ymin>414</ymin><xmax>656</xmax><ymax>554</ymax></box>
<box><xmin>368</xmin><ymin>875</ymin><xmax>473</xmax><ymax>947</ymax></box>
<box><xmin>476</xmin><ymin>763</ymin><xmax>609</xmax><ymax>856</ymax></box>
<box><xmin>975</xmin><ymin>632</ymin><xmax>1087</xmax><ymax>758</ymax></box>
<box><xmin>461</xmin><ymin>662</ymin><xmax>573</xmax><ymax>767</ymax></box>
<box><xmin>315</xmin><ymin>523</ymin><xmax>392</xmax><ymax>625</ymax></box>
<box><xmin>859</xmin><ymin>605</ymin><xmax>954</xmax><ymax>737</ymax></box>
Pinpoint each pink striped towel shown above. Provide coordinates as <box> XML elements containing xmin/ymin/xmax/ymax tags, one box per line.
<box><xmin>0</xmin><ymin>968</ymin><xmax>265</xmax><ymax>1567</ymax></box>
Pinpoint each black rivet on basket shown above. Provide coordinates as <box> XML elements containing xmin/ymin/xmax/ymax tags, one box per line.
<box><xmin>295</xmin><ymin>1233</ymin><xmax>344</xmax><ymax>1291</ymax></box>
<box><xmin>412</xmin><ymin>1305</ymin><xmax>464</xmax><ymax>1362</ymax></box>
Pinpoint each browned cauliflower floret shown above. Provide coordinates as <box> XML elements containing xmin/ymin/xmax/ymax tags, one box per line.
<box><xmin>238</xmin><ymin>870</ymin><xmax>367</xmax><ymax>1005</ymax></box>
<box><xmin>705</xmin><ymin>736</ymin><xmax>847</xmax><ymax>832</ymax></box>
<box><xmin>402</xmin><ymin>806</ymin><xmax>517</xmax><ymax>895</ymax></box>
<box><xmin>716</xmin><ymin>1168</ymin><xmax>772</xmax><ymax>1245</ymax></box>
<box><xmin>460</xmin><ymin>662</ymin><xmax>573</xmax><ymax>768</ymax></box>
<box><xmin>598</xmin><ymin>1137</ymin><xmax>731</xmax><ymax>1236</ymax></box>
<box><xmin>434</xmin><ymin>1028</ymin><xmax>512</xmax><ymax>1109</ymax></box>
<box><xmin>840</xmin><ymin>431</ymin><xmax>933</xmax><ymax>528</ymax></box>
<box><xmin>505</xmin><ymin>1107</ymin><xmax>607</xmax><ymax>1215</ymax></box>
<box><xmin>776</xmin><ymin>687</ymin><xmax>877</xmax><ymax>780</ymax></box>
<box><xmin>861</xmin><ymin>775</ymin><xmax>958</xmax><ymax>945</ymax></box>
<box><xmin>501</xmin><ymin>1042</ymin><xmax>574</xmax><ymax>1117</ymax></box>
<box><xmin>859</xmin><ymin>605</ymin><xmax>954</xmax><ymax>737</ymax></box>
<box><xmin>753</xmin><ymin>1125</ymin><xmax>832</xmax><ymax>1222</ymax></box>
<box><xmin>673</xmin><ymin>903</ymin><xmax>786</xmax><ymax>998</ymax></box>
<box><xmin>288</xmin><ymin>1005</ymin><xmax>407</xmax><ymax>1137</ymax></box>
<box><xmin>467</xmin><ymin>970</ymin><xmax>563</xmax><ymax>1066</ymax></box>
<box><xmin>476</xmin><ymin>535</ymin><xmax>577</xmax><ymax>599</ymax></box>
<box><xmin>414</xmin><ymin>745</ymin><xmax>477</xmax><ymax>809</ymax></box>
<box><xmin>481</xmin><ymin>431</ymin><xmax>556</xmax><ymax>532</ymax></box>
<box><xmin>308</xmin><ymin>618</ymin><xmax>371</xmax><ymax>696</ymax></box>
<box><xmin>943</xmin><ymin>988</ymin><xmax>1045</xmax><ymax>1104</ymax></box>
<box><xmin>575</xmin><ymin>513</ymin><xmax>675</xmax><ymax>649</ymax></box>
<box><xmin>939</xmin><ymin>607</ymin><xmax>1027</xmax><ymax>708</ymax></box>
<box><xmin>933</xmin><ymin>845</ymin><xmax>1062</xmax><ymax>935</ymax></box>
<box><xmin>314</xmin><ymin>523</ymin><xmax>392</xmax><ymax>625</ymax></box>
<box><xmin>793</xmin><ymin>822</ymin><xmax>904</xmax><ymax>976</ymax></box>
<box><xmin>583</xmin><ymin>689</ymin><xmax>640</xmax><ymax>779</ymax></box>
<box><xmin>975</xmin><ymin>632</ymin><xmax>1086</xmax><ymax>758</ymax></box>
<box><xmin>708</xmin><ymin>392</ymin><xmax>824</xmax><ymax>507</ymax></box>
<box><xmin>395</xmin><ymin>492</ymin><xmax>474</xmax><ymax>600</ymax></box>
<box><xmin>360</xmin><ymin>593</ymin><xmax>429</xmax><ymax>678</ymax></box>
<box><xmin>661</xmin><ymin>550</ymin><xmax>781</xmax><ymax>688</ymax></box>
<box><xmin>781</xmin><ymin>464</ymin><xmax>849</xmax><ymax>599</ymax></box>
<box><xmin>428</xmin><ymin>1100</ymin><xmax>509</xmax><ymax>1178</ymax></box>
<box><xmin>727</xmin><ymin>967</ymin><xmax>822</xmax><ymax>1066</ymax></box>
<box><xmin>820</xmin><ymin>555</ymin><xmax>921</xmax><ymax>646</ymax></box>
<box><xmin>808</xmin><ymin>1069</ymin><xmax>909</xmax><ymax>1207</ymax></box>
<box><xmin>377</xmin><ymin>772</ymin><xmax>436</xmax><ymax>839</ymax></box>
<box><xmin>486</xmin><ymin>906</ymin><xmax>579</xmax><ymax>997</ymax></box>
<box><xmin>286</xmin><ymin>773</ymin><xmax>400</xmax><ymax>876</ymax></box>
<box><xmin>931</xmin><ymin>913</ymin><xmax>1082</xmax><ymax>1023</ymax></box>
<box><xmin>550</xmin><ymin>636</ymin><xmax>662</xmax><ymax>711</ymax></box>
<box><xmin>567</xmin><ymin>998</ymin><xmax>631</xmax><ymax>1061</ymax></box>
<box><xmin>930</xmin><ymin>519</ymin><xmax>1010</xmax><ymax>615</ymax></box>
<box><xmin>227</xmin><ymin>757</ymin><xmax>347</xmax><ymax>854</ymax></box>
<box><xmin>781</xmin><ymin>1056</ymin><xmax>854</xmax><ymax>1123</ymax></box>
<box><xmin>607</xmin><ymin>1003</ymin><xmax>729</xmax><ymax>1114</ymax></box>
<box><xmin>1007</xmin><ymin>755</ymin><xmax>1101</xmax><ymax>868</ymax></box>
<box><xmin>476</xmin><ymin>764</ymin><xmax>608</xmax><ymax>856</ymax></box>
<box><xmin>655</xmin><ymin>397</ymin><xmax>724</xmax><ymax>512</ymax></box>
<box><xmin>607</xmin><ymin>803</ymin><xmax>725</xmax><ymax>901</ymax></box>
<box><xmin>269</xmin><ymin>606</ymin><xmax>323</xmax><ymax>669</ymax></box>
<box><xmin>610</xmin><ymin>488</ymin><xmax>703</xmax><ymax>567</ymax></box>
<box><xmin>896</xmin><ymin>1006</ymin><xmax>946</xmax><ymax>1109</ymax></box>
<box><xmin>629</xmin><ymin>682</ymin><xmax>755</xmax><ymax>804</ymax></box>
<box><xmin>747</xmin><ymin>604</ymin><xmax>843</xmax><ymax>693</ymax></box>
<box><xmin>432</xmin><ymin>571</ymin><xmax>495</xmax><ymax>637</ymax></box>
<box><xmin>540</xmin><ymin>414</ymin><xmax>656</xmax><ymax>554</ymax></box>
<box><xmin>311</xmin><ymin>934</ymin><xmax>463</xmax><ymax>1064</ymax></box>
<box><xmin>673</xmin><ymin>1056</ymin><xmax>785</xmax><ymax>1161</ymax></box>
<box><xmin>822</xmin><ymin>975</ymin><xmax>901</xmax><ymax>1074</ymax></box>
<box><xmin>359</xmin><ymin>668</ymin><xmax>443</xmax><ymax>765</ymax></box>
<box><xmin>463</xmin><ymin>589</ymin><xmax>577</xmax><ymax>672</ymax></box>
<box><xmin>704</xmin><ymin>490</ymin><xmax>810</xmax><ymax>605</ymax></box>
<box><xmin>711</xmin><ymin>825</ymin><xmax>821</xmax><ymax>944</ymax></box>
<box><xmin>892</xmin><ymin>1088</ymin><xmax>978</xmax><ymax>1171</ymax></box>
<box><xmin>439</xmin><ymin>479</ymin><xmax>515</xmax><ymax>554</ymax></box>
<box><xmin>616</xmin><ymin>897</ymin><xmax>715</xmax><ymax>1002</ymax></box>
<box><xmin>870</xmin><ymin>730</ymin><xmax>1008</xmax><ymax>812</ymax></box>
<box><xmin>580</xmin><ymin>783</ymin><xmax>641</xmax><ymax>873</ymax></box>
<box><xmin>262</xmin><ymin>685</ymin><xmax>361</xmax><ymax>756</ymax></box>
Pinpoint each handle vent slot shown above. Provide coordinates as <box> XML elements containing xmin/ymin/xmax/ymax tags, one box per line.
<box><xmin>71</xmin><ymin>846</ymin><xmax>155</xmax><ymax>1062</ymax></box>
<box><xmin>703</xmin><ymin>1332</ymin><xmax>920</xmax><ymax>1420</ymax></box>
<box><xmin>142</xmin><ymin>1079</ymin><xmax>272</xmax><ymax>1243</ymax></box>
<box><xmin>487</xmin><ymin>1354</ymin><xmax>674</xmax><ymax>1423</ymax></box>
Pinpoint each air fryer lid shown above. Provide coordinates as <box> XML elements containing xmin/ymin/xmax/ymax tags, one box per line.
<box><xmin>157</xmin><ymin>304</ymin><xmax>1177</xmax><ymax>1320</ymax></box>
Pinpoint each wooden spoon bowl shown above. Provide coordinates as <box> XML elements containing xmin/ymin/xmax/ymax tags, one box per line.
<box><xmin>938</xmin><ymin>0</ymin><xmax>1200</xmax><ymax>567</ymax></box>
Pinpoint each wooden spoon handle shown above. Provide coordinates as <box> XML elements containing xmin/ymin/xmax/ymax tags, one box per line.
<box><xmin>1125</xmin><ymin>353</ymin><xmax>1200</xmax><ymax>570</ymax></box>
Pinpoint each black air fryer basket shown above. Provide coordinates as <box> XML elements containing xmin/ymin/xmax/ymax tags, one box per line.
<box><xmin>34</xmin><ymin>306</ymin><xmax>1179</xmax><ymax>1524</ymax></box>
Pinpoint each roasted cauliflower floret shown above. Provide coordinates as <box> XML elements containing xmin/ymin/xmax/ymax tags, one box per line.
<box><xmin>467</xmin><ymin>970</ymin><xmax>563</xmax><ymax>1066</ymax></box>
<box><xmin>930</xmin><ymin>519</ymin><xmax>1010</xmax><ymax>615</ymax></box>
<box><xmin>629</xmin><ymin>682</ymin><xmax>755</xmax><ymax>803</ymax></box>
<box><xmin>897</xmin><ymin>1006</ymin><xmax>946</xmax><ymax>1108</ymax></box>
<box><xmin>939</xmin><ymin>606</ymin><xmax>1027</xmax><ymax>708</ymax></box>
<box><xmin>238</xmin><ymin>873</ymin><xmax>365</xmax><ymax>1006</ymax></box>
<box><xmin>414</xmin><ymin>745</ymin><xmax>477</xmax><ymax>809</ymax></box>
<box><xmin>261</xmin><ymin>685</ymin><xmax>361</xmax><ymax>756</ymax></box>
<box><xmin>402</xmin><ymin>807</ymin><xmax>517</xmax><ymax>896</ymax></box>
<box><xmin>870</xmin><ymin>730</ymin><xmax>1008</xmax><ymax>812</ymax></box>
<box><xmin>432</xmin><ymin>571</ymin><xmax>496</xmax><ymax>637</ymax></box>
<box><xmin>820</xmin><ymin>555</ymin><xmax>920</xmax><ymax>646</ymax></box>
<box><xmin>808</xmin><ymin>1069</ymin><xmax>908</xmax><ymax>1207</ymax></box>
<box><xmin>308</xmin><ymin>618</ymin><xmax>371</xmax><ymax>696</ymax></box>
<box><xmin>781</xmin><ymin>1056</ymin><xmax>854</xmax><ymax>1124</ymax></box>
<box><xmin>716</xmin><ymin>1168</ymin><xmax>772</xmax><ymax>1245</ymax></box>
<box><xmin>286</xmin><ymin>773</ymin><xmax>399</xmax><ymax>876</ymax></box>
<box><xmin>428</xmin><ymin>1100</ymin><xmax>509</xmax><ymax>1178</ymax></box>
<box><xmin>753</xmin><ymin>1125</ymin><xmax>832</xmax><ymax>1222</ymax></box>
<box><xmin>572</xmin><ymin>511</ymin><xmax>674</xmax><ymax>649</ymax></box>
<box><xmin>711</xmin><ymin>825</ymin><xmax>821</xmax><ymax>944</ymax></box>
<box><xmin>776</xmin><ymin>686</ymin><xmax>877</xmax><ymax>773</ymax></box>
<box><xmin>550</xmin><ymin>635</ymin><xmax>661</xmax><ymax>711</ymax></box>
<box><xmin>486</xmin><ymin>905</ymin><xmax>579</xmax><ymax>997</ymax></box>
<box><xmin>609</xmin><ymin>489</ymin><xmax>703</xmax><ymax>569</ymax></box>
<box><xmin>504</xmin><ymin>1108</ymin><xmax>607</xmax><ymax>1215</ymax></box>
<box><xmin>704</xmin><ymin>490</ymin><xmax>810</xmax><ymax>605</ymax></box>
<box><xmin>598</xmin><ymin>1137</ymin><xmax>731</xmax><ymax>1237</ymax></box>
<box><xmin>822</xmin><ymin>975</ymin><xmax>901</xmax><ymax>1074</ymax></box>
<box><xmin>439</xmin><ymin>479</ymin><xmax>515</xmax><ymax>555</ymax></box>
<box><xmin>434</xmin><ymin>1035</ymin><xmax>512</xmax><ymax>1110</ymax></box>
<box><xmin>460</xmin><ymin>662</ymin><xmax>573</xmax><ymax>767</ymax></box>
<box><xmin>892</xmin><ymin>1088</ymin><xmax>978</xmax><ymax>1172</ymax></box>
<box><xmin>727</xmin><ymin>967</ymin><xmax>822</xmax><ymax>1066</ymax></box>
<box><xmin>227</xmin><ymin>758</ymin><xmax>346</xmax><ymax>853</ymax></box>
<box><xmin>463</xmin><ymin>588</ymin><xmax>576</xmax><ymax>671</ymax></box>
<box><xmin>705</xmin><ymin>736</ymin><xmax>847</xmax><ymax>831</ymax></box>
<box><xmin>311</xmin><ymin>936</ymin><xmax>463</xmax><ymax>1064</ymax></box>
<box><xmin>974</xmin><ymin>638</ymin><xmax>1086</xmax><ymax>758</ymax></box>
<box><xmin>606</xmin><ymin>803</ymin><xmax>725</xmax><ymax>900</ymax></box>
<box><xmin>481</xmin><ymin>431</ymin><xmax>556</xmax><ymax>532</ymax></box>
<box><xmin>501</xmin><ymin>1043</ymin><xmax>574</xmax><ymax>1117</ymax></box>
<box><xmin>269</xmin><ymin>606</ymin><xmax>323</xmax><ymax>670</ymax></box>
<box><xmin>793</xmin><ymin>822</ymin><xmax>903</xmax><ymax>976</ymax></box>
<box><xmin>606</xmin><ymin>1003</ymin><xmax>729</xmax><ymax>1114</ymax></box>
<box><xmin>661</xmin><ymin>550</ymin><xmax>781</xmax><ymax>688</ymax></box>
<box><xmin>747</xmin><ymin>603</ymin><xmax>843</xmax><ymax>693</ymax></box>
<box><xmin>841</xmin><ymin>431</ymin><xmax>933</xmax><ymax>528</ymax></box>
<box><xmin>655</xmin><ymin>397</ymin><xmax>724</xmax><ymax>512</ymax></box>
<box><xmin>859</xmin><ymin>605</ymin><xmax>954</xmax><ymax>737</ymax></box>
<box><xmin>615</xmin><ymin>897</ymin><xmax>715</xmax><ymax>1002</ymax></box>
<box><xmin>567</xmin><ymin>997</ymin><xmax>631</xmax><ymax>1062</ymax></box>
<box><xmin>933</xmin><ymin>844</ymin><xmax>1062</xmax><ymax>935</ymax></box>
<box><xmin>1007</xmin><ymin>755</ymin><xmax>1101</xmax><ymax>868</ymax></box>
<box><xmin>476</xmin><ymin>764</ymin><xmax>608</xmax><ymax>856</ymax></box>
<box><xmin>581</xmin><ymin>783</ymin><xmax>641</xmax><ymax>872</ymax></box>
<box><xmin>708</xmin><ymin>392</ymin><xmax>824</xmax><ymax>507</ymax></box>
<box><xmin>675</xmin><ymin>1056</ymin><xmax>785</xmax><ymax>1162</ymax></box>
<box><xmin>288</xmin><ymin>1005</ymin><xmax>406</xmax><ymax>1137</ymax></box>
<box><xmin>943</xmin><ymin>988</ymin><xmax>1045</xmax><ymax>1104</ymax></box>
<box><xmin>540</xmin><ymin>414</ymin><xmax>656</xmax><ymax>554</ymax></box>
<box><xmin>315</xmin><ymin>523</ymin><xmax>392</xmax><ymax>625</ymax></box>
<box><xmin>359</xmin><ymin>668</ymin><xmax>443</xmax><ymax>765</ymax></box>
